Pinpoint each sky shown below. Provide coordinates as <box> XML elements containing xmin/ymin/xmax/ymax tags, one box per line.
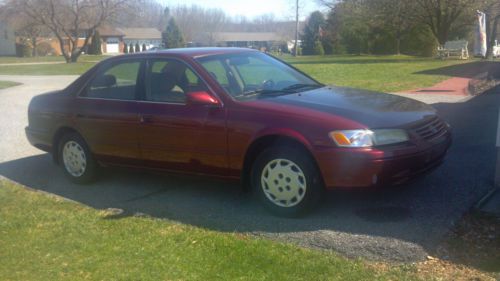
<box><xmin>161</xmin><ymin>0</ymin><xmax>325</xmax><ymax>20</ymax></box>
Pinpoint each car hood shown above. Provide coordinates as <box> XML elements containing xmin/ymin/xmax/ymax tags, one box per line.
<box><xmin>258</xmin><ymin>86</ymin><xmax>436</xmax><ymax>128</ymax></box>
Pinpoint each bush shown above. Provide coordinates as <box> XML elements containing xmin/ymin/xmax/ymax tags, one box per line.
<box><xmin>15</xmin><ymin>43</ymin><xmax>32</xmax><ymax>57</ymax></box>
<box><xmin>313</xmin><ymin>40</ymin><xmax>325</xmax><ymax>55</ymax></box>
<box><xmin>123</xmin><ymin>43</ymin><xmax>128</xmax><ymax>54</ymax></box>
<box><xmin>400</xmin><ymin>26</ymin><xmax>438</xmax><ymax>57</ymax></box>
<box><xmin>35</xmin><ymin>42</ymin><xmax>55</xmax><ymax>56</ymax></box>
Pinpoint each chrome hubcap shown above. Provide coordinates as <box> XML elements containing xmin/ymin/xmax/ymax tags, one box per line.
<box><xmin>261</xmin><ymin>159</ymin><xmax>307</xmax><ymax>207</ymax></box>
<box><xmin>62</xmin><ymin>141</ymin><xmax>87</xmax><ymax>177</ymax></box>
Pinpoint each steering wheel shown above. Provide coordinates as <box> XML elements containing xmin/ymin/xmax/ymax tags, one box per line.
<box><xmin>260</xmin><ymin>79</ymin><xmax>275</xmax><ymax>90</ymax></box>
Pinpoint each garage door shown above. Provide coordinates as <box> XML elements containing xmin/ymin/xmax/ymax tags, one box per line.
<box><xmin>106</xmin><ymin>43</ymin><xmax>119</xmax><ymax>53</ymax></box>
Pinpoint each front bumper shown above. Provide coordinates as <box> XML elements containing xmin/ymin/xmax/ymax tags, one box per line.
<box><xmin>315</xmin><ymin>132</ymin><xmax>452</xmax><ymax>189</ymax></box>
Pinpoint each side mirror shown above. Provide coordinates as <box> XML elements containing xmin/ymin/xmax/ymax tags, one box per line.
<box><xmin>186</xmin><ymin>91</ymin><xmax>220</xmax><ymax>106</ymax></box>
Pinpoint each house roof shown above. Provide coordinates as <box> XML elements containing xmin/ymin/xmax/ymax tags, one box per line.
<box><xmin>117</xmin><ymin>28</ymin><xmax>162</xmax><ymax>40</ymax></box>
<box><xmin>97</xmin><ymin>25</ymin><xmax>124</xmax><ymax>37</ymax></box>
<box><xmin>214</xmin><ymin>32</ymin><xmax>278</xmax><ymax>42</ymax></box>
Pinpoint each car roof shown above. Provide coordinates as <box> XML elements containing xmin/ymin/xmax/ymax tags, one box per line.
<box><xmin>111</xmin><ymin>47</ymin><xmax>259</xmax><ymax>61</ymax></box>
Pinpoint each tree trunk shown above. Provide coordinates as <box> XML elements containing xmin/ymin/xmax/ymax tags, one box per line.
<box><xmin>31</xmin><ymin>37</ymin><xmax>38</xmax><ymax>57</ymax></box>
<box><xmin>395</xmin><ymin>34</ymin><xmax>401</xmax><ymax>55</ymax></box>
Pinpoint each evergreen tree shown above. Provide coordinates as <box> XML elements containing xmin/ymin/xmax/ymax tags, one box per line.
<box><xmin>162</xmin><ymin>18</ymin><xmax>185</xmax><ymax>49</ymax></box>
<box><xmin>301</xmin><ymin>11</ymin><xmax>326</xmax><ymax>55</ymax></box>
<box><xmin>135</xmin><ymin>43</ymin><xmax>140</xmax><ymax>52</ymax></box>
<box><xmin>123</xmin><ymin>43</ymin><xmax>128</xmax><ymax>53</ymax></box>
<box><xmin>88</xmin><ymin>31</ymin><xmax>102</xmax><ymax>55</ymax></box>
<box><xmin>142</xmin><ymin>43</ymin><xmax>147</xmax><ymax>51</ymax></box>
<box><xmin>129</xmin><ymin>43</ymin><xmax>134</xmax><ymax>53</ymax></box>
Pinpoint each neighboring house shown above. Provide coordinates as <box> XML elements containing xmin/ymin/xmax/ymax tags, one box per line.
<box><xmin>40</xmin><ymin>27</ymin><xmax>162</xmax><ymax>55</ymax></box>
<box><xmin>98</xmin><ymin>25</ymin><xmax>125</xmax><ymax>53</ymax></box>
<box><xmin>191</xmin><ymin>32</ymin><xmax>281</xmax><ymax>49</ymax></box>
<box><xmin>118</xmin><ymin>28</ymin><xmax>162</xmax><ymax>51</ymax></box>
<box><xmin>0</xmin><ymin>22</ymin><xmax>16</xmax><ymax>56</ymax></box>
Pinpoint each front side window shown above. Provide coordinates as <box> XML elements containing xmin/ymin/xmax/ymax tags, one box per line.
<box><xmin>85</xmin><ymin>60</ymin><xmax>141</xmax><ymax>100</ymax></box>
<box><xmin>197</xmin><ymin>52</ymin><xmax>319</xmax><ymax>99</ymax></box>
<box><xmin>146</xmin><ymin>59</ymin><xmax>208</xmax><ymax>103</ymax></box>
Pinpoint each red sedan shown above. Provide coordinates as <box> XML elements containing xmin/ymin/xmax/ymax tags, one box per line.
<box><xmin>26</xmin><ymin>48</ymin><xmax>451</xmax><ymax>216</ymax></box>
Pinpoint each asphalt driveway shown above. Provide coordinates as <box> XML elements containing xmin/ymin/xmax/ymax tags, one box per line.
<box><xmin>0</xmin><ymin>74</ymin><xmax>497</xmax><ymax>262</ymax></box>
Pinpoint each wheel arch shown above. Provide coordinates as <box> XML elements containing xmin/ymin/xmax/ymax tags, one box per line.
<box><xmin>241</xmin><ymin>133</ymin><xmax>321</xmax><ymax>191</ymax></box>
<box><xmin>52</xmin><ymin>126</ymin><xmax>86</xmax><ymax>164</ymax></box>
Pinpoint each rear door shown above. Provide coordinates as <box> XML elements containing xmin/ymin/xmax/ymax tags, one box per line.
<box><xmin>75</xmin><ymin>58</ymin><xmax>144</xmax><ymax>165</ymax></box>
<box><xmin>137</xmin><ymin>57</ymin><xmax>228</xmax><ymax>175</ymax></box>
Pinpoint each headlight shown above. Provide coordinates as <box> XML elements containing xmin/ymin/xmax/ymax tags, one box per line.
<box><xmin>329</xmin><ymin>129</ymin><xmax>409</xmax><ymax>147</ymax></box>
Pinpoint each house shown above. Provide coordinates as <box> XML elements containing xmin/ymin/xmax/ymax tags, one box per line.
<box><xmin>98</xmin><ymin>27</ymin><xmax>162</xmax><ymax>53</ymax></box>
<box><xmin>191</xmin><ymin>32</ymin><xmax>281</xmax><ymax>50</ymax></box>
<box><xmin>42</xmin><ymin>26</ymin><xmax>162</xmax><ymax>55</ymax></box>
<box><xmin>118</xmin><ymin>28</ymin><xmax>162</xmax><ymax>51</ymax></box>
<box><xmin>0</xmin><ymin>22</ymin><xmax>16</xmax><ymax>56</ymax></box>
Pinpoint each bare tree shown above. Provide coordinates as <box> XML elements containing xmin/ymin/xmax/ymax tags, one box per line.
<box><xmin>4</xmin><ymin>0</ymin><xmax>128</xmax><ymax>62</ymax></box>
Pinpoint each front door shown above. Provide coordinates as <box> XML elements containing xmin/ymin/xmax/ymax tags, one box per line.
<box><xmin>138</xmin><ymin>58</ymin><xmax>228</xmax><ymax>175</ymax></box>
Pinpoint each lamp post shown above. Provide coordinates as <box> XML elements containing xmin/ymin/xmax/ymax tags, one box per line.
<box><xmin>293</xmin><ymin>0</ymin><xmax>299</xmax><ymax>57</ymax></box>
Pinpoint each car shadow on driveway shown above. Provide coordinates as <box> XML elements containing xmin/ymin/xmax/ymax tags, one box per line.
<box><xmin>1</xmin><ymin>85</ymin><xmax>499</xmax><ymax>262</ymax></box>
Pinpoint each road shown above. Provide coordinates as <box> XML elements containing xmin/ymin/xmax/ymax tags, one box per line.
<box><xmin>0</xmin><ymin>74</ymin><xmax>497</xmax><ymax>262</ymax></box>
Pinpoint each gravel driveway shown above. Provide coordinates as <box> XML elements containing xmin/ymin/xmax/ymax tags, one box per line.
<box><xmin>0</xmin><ymin>74</ymin><xmax>497</xmax><ymax>262</ymax></box>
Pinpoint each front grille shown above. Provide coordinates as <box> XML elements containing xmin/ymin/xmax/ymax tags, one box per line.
<box><xmin>412</xmin><ymin>117</ymin><xmax>448</xmax><ymax>141</ymax></box>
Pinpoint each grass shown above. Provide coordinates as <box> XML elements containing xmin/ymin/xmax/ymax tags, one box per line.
<box><xmin>0</xmin><ymin>180</ymin><xmax>420</xmax><ymax>281</ymax></box>
<box><xmin>0</xmin><ymin>54</ymin><xmax>476</xmax><ymax>92</ymax></box>
<box><xmin>284</xmin><ymin>55</ymin><xmax>472</xmax><ymax>92</ymax></box>
<box><xmin>0</xmin><ymin>81</ymin><xmax>20</xmax><ymax>89</ymax></box>
<box><xmin>0</xmin><ymin>55</ymin><xmax>110</xmax><ymax>64</ymax></box>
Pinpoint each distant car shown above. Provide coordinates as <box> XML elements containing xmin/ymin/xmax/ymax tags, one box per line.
<box><xmin>26</xmin><ymin>48</ymin><xmax>452</xmax><ymax>216</ymax></box>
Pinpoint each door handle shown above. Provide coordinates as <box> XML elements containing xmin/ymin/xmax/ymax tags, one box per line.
<box><xmin>140</xmin><ymin>115</ymin><xmax>154</xmax><ymax>123</ymax></box>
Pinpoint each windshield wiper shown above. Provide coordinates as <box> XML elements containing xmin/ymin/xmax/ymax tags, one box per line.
<box><xmin>281</xmin><ymin>83</ymin><xmax>322</xmax><ymax>92</ymax></box>
<box><xmin>237</xmin><ymin>84</ymin><xmax>322</xmax><ymax>98</ymax></box>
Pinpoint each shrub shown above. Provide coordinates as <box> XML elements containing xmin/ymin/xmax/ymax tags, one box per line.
<box><xmin>15</xmin><ymin>43</ymin><xmax>32</xmax><ymax>57</ymax></box>
<box><xmin>123</xmin><ymin>43</ymin><xmax>128</xmax><ymax>53</ymax></box>
<box><xmin>35</xmin><ymin>42</ymin><xmax>55</xmax><ymax>56</ymax></box>
<box><xmin>313</xmin><ymin>40</ymin><xmax>325</xmax><ymax>55</ymax></box>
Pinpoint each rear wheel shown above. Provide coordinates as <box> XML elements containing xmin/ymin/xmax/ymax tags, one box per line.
<box><xmin>58</xmin><ymin>133</ymin><xmax>97</xmax><ymax>184</ymax></box>
<box><xmin>251</xmin><ymin>146</ymin><xmax>323</xmax><ymax>217</ymax></box>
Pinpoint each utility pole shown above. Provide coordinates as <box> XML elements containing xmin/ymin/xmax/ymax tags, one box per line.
<box><xmin>293</xmin><ymin>0</ymin><xmax>299</xmax><ymax>56</ymax></box>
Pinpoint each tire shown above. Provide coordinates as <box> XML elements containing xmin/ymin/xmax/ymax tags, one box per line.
<box><xmin>251</xmin><ymin>146</ymin><xmax>323</xmax><ymax>217</ymax></box>
<box><xmin>58</xmin><ymin>132</ymin><xmax>97</xmax><ymax>184</ymax></box>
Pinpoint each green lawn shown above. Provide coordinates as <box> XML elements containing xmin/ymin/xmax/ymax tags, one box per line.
<box><xmin>284</xmin><ymin>55</ymin><xmax>472</xmax><ymax>92</ymax></box>
<box><xmin>0</xmin><ymin>54</ymin><xmax>474</xmax><ymax>92</ymax></box>
<box><xmin>0</xmin><ymin>55</ymin><xmax>110</xmax><ymax>64</ymax></box>
<box><xmin>0</xmin><ymin>180</ymin><xmax>418</xmax><ymax>281</ymax></box>
<box><xmin>0</xmin><ymin>81</ymin><xmax>20</xmax><ymax>89</ymax></box>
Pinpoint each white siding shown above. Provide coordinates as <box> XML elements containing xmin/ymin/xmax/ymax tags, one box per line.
<box><xmin>0</xmin><ymin>24</ymin><xmax>16</xmax><ymax>56</ymax></box>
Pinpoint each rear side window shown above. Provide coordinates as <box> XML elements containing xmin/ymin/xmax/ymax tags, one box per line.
<box><xmin>84</xmin><ymin>60</ymin><xmax>141</xmax><ymax>100</ymax></box>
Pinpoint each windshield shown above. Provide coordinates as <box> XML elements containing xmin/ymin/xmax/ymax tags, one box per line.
<box><xmin>196</xmin><ymin>52</ymin><xmax>321</xmax><ymax>99</ymax></box>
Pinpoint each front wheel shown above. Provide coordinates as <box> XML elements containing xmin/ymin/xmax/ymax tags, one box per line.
<box><xmin>251</xmin><ymin>146</ymin><xmax>323</xmax><ymax>217</ymax></box>
<box><xmin>58</xmin><ymin>133</ymin><xmax>97</xmax><ymax>184</ymax></box>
